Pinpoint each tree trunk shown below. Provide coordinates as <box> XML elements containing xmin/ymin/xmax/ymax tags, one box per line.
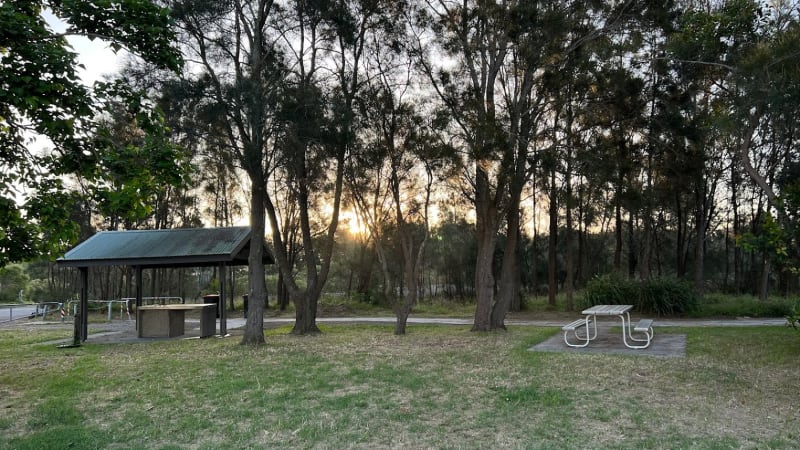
<box><xmin>491</xmin><ymin>201</ymin><xmax>521</xmax><ymax>330</ymax></box>
<box><xmin>563</xmin><ymin>142</ymin><xmax>576</xmax><ymax>311</ymax></box>
<box><xmin>732</xmin><ymin>162</ymin><xmax>742</xmax><ymax>294</ymax></box>
<box><xmin>628</xmin><ymin>212</ymin><xmax>637</xmax><ymax>278</ymax></box>
<box><xmin>759</xmin><ymin>256</ymin><xmax>770</xmax><ymax>301</ymax></box>
<box><xmin>241</xmin><ymin>185</ymin><xmax>268</xmax><ymax>345</ymax></box>
<box><xmin>564</xmin><ymin>194</ymin><xmax>575</xmax><ymax>312</ymax></box>
<box><xmin>547</xmin><ymin>167</ymin><xmax>559</xmax><ymax>306</ymax></box>
<box><xmin>277</xmin><ymin>272</ymin><xmax>289</xmax><ymax>311</ymax></box>
<box><xmin>576</xmin><ymin>183</ymin><xmax>586</xmax><ymax>287</ymax></box>
<box><xmin>675</xmin><ymin>192</ymin><xmax>687</xmax><ymax>278</ymax></box>
<box><xmin>614</xmin><ymin>197</ymin><xmax>623</xmax><ymax>272</ymax></box>
<box><xmin>473</xmin><ymin>165</ymin><xmax>498</xmax><ymax>331</ymax></box>
<box><xmin>693</xmin><ymin>184</ymin><xmax>706</xmax><ymax>296</ymax></box>
<box><xmin>394</xmin><ymin>309</ymin><xmax>410</xmax><ymax>335</ymax></box>
<box><xmin>292</xmin><ymin>291</ymin><xmax>321</xmax><ymax>335</ymax></box>
<box><xmin>639</xmin><ymin>213</ymin><xmax>652</xmax><ymax>282</ymax></box>
<box><xmin>394</xmin><ymin>240</ymin><xmax>421</xmax><ymax>335</ymax></box>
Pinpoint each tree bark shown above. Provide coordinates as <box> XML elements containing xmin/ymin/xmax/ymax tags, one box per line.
<box><xmin>547</xmin><ymin>167</ymin><xmax>559</xmax><ymax>306</ymax></box>
<box><xmin>693</xmin><ymin>182</ymin><xmax>706</xmax><ymax>296</ymax></box>
<box><xmin>491</xmin><ymin>200</ymin><xmax>521</xmax><ymax>330</ymax></box>
<box><xmin>241</xmin><ymin>184</ymin><xmax>267</xmax><ymax>345</ymax></box>
<box><xmin>473</xmin><ymin>164</ymin><xmax>499</xmax><ymax>331</ymax></box>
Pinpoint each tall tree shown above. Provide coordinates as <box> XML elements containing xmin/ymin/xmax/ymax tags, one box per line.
<box><xmin>172</xmin><ymin>0</ymin><xmax>280</xmax><ymax>344</ymax></box>
<box><xmin>349</xmin><ymin>53</ymin><xmax>453</xmax><ymax>333</ymax></box>
<box><xmin>668</xmin><ymin>0</ymin><xmax>800</xmax><ymax>294</ymax></box>
<box><xmin>0</xmin><ymin>0</ymin><xmax>181</xmax><ymax>266</ymax></box>
<box><xmin>415</xmin><ymin>1</ymin><xmax>546</xmax><ymax>331</ymax></box>
<box><xmin>417</xmin><ymin>1</ymin><xmax>652</xmax><ymax>330</ymax></box>
<box><xmin>265</xmin><ymin>0</ymin><xmax>401</xmax><ymax>334</ymax></box>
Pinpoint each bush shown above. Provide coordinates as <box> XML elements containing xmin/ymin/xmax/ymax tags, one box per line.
<box><xmin>0</xmin><ymin>264</ymin><xmax>29</xmax><ymax>303</ymax></box>
<box><xmin>695</xmin><ymin>294</ymin><xmax>794</xmax><ymax>318</ymax></box>
<box><xmin>582</xmin><ymin>273</ymin><xmax>697</xmax><ymax>316</ymax></box>
<box><xmin>788</xmin><ymin>299</ymin><xmax>800</xmax><ymax>329</ymax></box>
<box><xmin>581</xmin><ymin>272</ymin><xmax>638</xmax><ymax>308</ymax></box>
<box><xmin>639</xmin><ymin>277</ymin><xmax>698</xmax><ymax>316</ymax></box>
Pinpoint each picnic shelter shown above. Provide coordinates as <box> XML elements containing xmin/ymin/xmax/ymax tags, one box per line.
<box><xmin>56</xmin><ymin>226</ymin><xmax>273</xmax><ymax>342</ymax></box>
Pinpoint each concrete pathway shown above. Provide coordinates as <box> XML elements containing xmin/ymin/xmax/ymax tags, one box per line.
<box><xmin>263</xmin><ymin>316</ymin><xmax>788</xmax><ymax>328</ymax></box>
<box><xmin>31</xmin><ymin>315</ymin><xmax>789</xmax><ymax>346</ymax></box>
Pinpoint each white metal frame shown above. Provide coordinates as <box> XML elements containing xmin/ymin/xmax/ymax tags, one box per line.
<box><xmin>563</xmin><ymin>316</ymin><xmax>598</xmax><ymax>348</ymax></box>
<box><xmin>579</xmin><ymin>305</ymin><xmax>653</xmax><ymax>349</ymax></box>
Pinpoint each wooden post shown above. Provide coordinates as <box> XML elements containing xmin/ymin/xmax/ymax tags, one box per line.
<box><xmin>135</xmin><ymin>266</ymin><xmax>143</xmax><ymax>336</ymax></box>
<box><xmin>219</xmin><ymin>263</ymin><xmax>227</xmax><ymax>336</ymax></box>
<box><xmin>79</xmin><ymin>267</ymin><xmax>88</xmax><ymax>342</ymax></box>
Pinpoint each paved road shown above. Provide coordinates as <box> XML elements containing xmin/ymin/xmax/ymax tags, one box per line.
<box><xmin>0</xmin><ymin>305</ymin><xmax>38</xmax><ymax>323</ymax></box>
<box><xmin>0</xmin><ymin>304</ymin><xmax>65</xmax><ymax>323</ymax></box>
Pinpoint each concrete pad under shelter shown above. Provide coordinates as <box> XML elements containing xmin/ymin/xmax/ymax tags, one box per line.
<box><xmin>529</xmin><ymin>326</ymin><xmax>687</xmax><ymax>358</ymax></box>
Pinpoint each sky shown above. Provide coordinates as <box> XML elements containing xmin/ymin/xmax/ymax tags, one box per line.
<box><xmin>42</xmin><ymin>10</ymin><xmax>124</xmax><ymax>86</ymax></box>
<box><xmin>23</xmin><ymin>11</ymin><xmax>125</xmax><ymax>158</ymax></box>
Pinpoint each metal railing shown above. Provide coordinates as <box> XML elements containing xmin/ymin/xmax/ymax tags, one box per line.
<box><xmin>64</xmin><ymin>297</ymin><xmax>185</xmax><ymax>321</ymax></box>
<box><xmin>2</xmin><ymin>296</ymin><xmax>185</xmax><ymax>323</ymax></box>
<box><xmin>64</xmin><ymin>299</ymin><xmax>133</xmax><ymax>321</ymax></box>
<box><xmin>0</xmin><ymin>302</ymin><xmax>63</xmax><ymax>323</ymax></box>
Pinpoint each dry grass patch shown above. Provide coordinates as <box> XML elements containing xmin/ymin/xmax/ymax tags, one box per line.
<box><xmin>0</xmin><ymin>324</ymin><xmax>798</xmax><ymax>449</ymax></box>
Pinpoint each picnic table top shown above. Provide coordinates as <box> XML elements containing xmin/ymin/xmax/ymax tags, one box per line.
<box><xmin>581</xmin><ymin>304</ymin><xmax>633</xmax><ymax>315</ymax></box>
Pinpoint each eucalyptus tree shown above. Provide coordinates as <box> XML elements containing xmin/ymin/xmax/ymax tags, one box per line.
<box><xmin>415</xmin><ymin>0</ymin><xmax>653</xmax><ymax>330</ymax></box>
<box><xmin>149</xmin><ymin>75</ymin><xmax>242</xmax><ymax>229</ymax></box>
<box><xmin>171</xmin><ymin>0</ymin><xmax>282</xmax><ymax>344</ymax></box>
<box><xmin>667</xmin><ymin>0</ymin><xmax>800</xmax><ymax>295</ymax></box>
<box><xmin>413</xmin><ymin>0</ymin><xmax>552</xmax><ymax>331</ymax></box>
<box><xmin>265</xmin><ymin>0</ymin><xmax>405</xmax><ymax>334</ymax></box>
<box><xmin>347</xmin><ymin>34</ymin><xmax>455</xmax><ymax>333</ymax></box>
<box><xmin>82</xmin><ymin>92</ymin><xmax>196</xmax><ymax>231</ymax></box>
<box><xmin>0</xmin><ymin>0</ymin><xmax>181</xmax><ymax>267</ymax></box>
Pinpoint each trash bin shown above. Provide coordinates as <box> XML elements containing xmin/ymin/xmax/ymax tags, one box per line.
<box><xmin>242</xmin><ymin>294</ymin><xmax>248</xmax><ymax>318</ymax></box>
<box><xmin>202</xmin><ymin>294</ymin><xmax>220</xmax><ymax>318</ymax></box>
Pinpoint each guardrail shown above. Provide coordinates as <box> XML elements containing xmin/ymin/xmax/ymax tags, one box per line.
<box><xmin>64</xmin><ymin>297</ymin><xmax>184</xmax><ymax>321</ymax></box>
<box><xmin>0</xmin><ymin>302</ymin><xmax>63</xmax><ymax>323</ymax></box>
<box><xmin>2</xmin><ymin>297</ymin><xmax>185</xmax><ymax>323</ymax></box>
<box><xmin>65</xmin><ymin>299</ymin><xmax>132</xmax><ymax>321</ymax></box>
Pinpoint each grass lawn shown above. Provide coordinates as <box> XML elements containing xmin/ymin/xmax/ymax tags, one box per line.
<box><xmin>1</xmin><ymin>324</ymin><xmax>798</xmax><ymax>449</ymax></box>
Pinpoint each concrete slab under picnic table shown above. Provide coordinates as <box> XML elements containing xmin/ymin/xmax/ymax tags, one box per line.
<box><xmin>529</xmin><ymin>325</ymin><xmax>687</xmax><ymax>358</ymax></box>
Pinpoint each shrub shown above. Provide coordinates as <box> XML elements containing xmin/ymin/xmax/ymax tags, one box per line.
<box><xmin>787</xmin><ymin>299</ymin><xmax>800</xmax><ymax>329</ymax></box>
<box><xmin>694</xmin><ymin>294</ymin><xmax>794</xmax><ymax>318</ymax></box>
<box><xmin>582</xmin><ymin>273</ymin><xmax>697</xmax><ymax>316</ymax></box>
<box><xmin>581</xmin><ymin>272</ymin><xmax>638</xmax><ymax>309</ymax></box>
<box><xmin>639</xmin><ymin>277</ymin><xmax>698</xmax><ymax>316</ymax></box>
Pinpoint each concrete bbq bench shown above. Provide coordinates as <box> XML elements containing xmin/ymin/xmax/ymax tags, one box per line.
<box><xmin>137</xmin><ymin>303</ymin><xmax>217</xmax><ymax>338</ymax></box>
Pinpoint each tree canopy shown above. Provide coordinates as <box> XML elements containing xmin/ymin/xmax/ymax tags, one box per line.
<box><xmin>3</xmin><ymin>0</ymin><xmax>799</xmax><ymax>334</ymax></box>
<box><xmin>0</xmin><ymin>0</ymin><xmax>181</xmax><ymax>265</ymax></box>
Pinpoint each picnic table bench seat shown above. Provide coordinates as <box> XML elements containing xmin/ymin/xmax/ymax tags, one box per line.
<box><xmin>630</xmin><ymin>318</ymin><xmax>655</xmax><ymax>348</ymax></box>
<box><xmin>634</xmin><ymin>319</ymin><xmax>654</xmax><ymax>333</ymax></box>
<box><xmin>562</xmin><ymin>316</ymin><xmax>596</xmax><ymax>348</ymax></box>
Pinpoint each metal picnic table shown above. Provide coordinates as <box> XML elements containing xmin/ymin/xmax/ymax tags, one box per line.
<box><xmin>563</xmin><ymin>304</ymin><xmax>653</xmax><ymax>349</ymax></box>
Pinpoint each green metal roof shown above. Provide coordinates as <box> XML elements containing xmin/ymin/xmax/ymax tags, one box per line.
<box><xmin>57</xmin><ymin>227</ymin><xmax>274</xmax><ymax>268</ymax></box>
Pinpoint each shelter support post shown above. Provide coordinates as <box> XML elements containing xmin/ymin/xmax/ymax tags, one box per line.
<box><xmin>219</xmin><ymin>263</ymin><xmax>227</xmax><ymax>336</ymax></box>
<box><xmin>79</xmin><ymin>267</ymin><xmax>88</xmax><ymax>342</ymax></box>
<box><xmin>135</xmin><ymin>266</ymin><xmax>143</xmax><ymax>332</ymax></box>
